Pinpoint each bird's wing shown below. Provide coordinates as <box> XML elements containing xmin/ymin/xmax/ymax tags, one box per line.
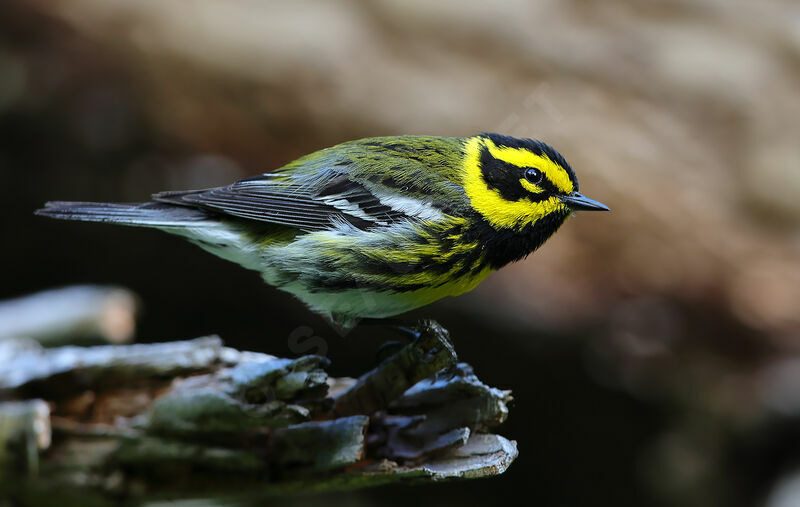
<box><xmin>153</xmin><ymin>137</ymin><xmax>471</xmax><ymax>232</ymax></box>
<box><xmin>153</xmin><ymin>175</ymin><xmax>409</xmax><ymax>231</ymax></box>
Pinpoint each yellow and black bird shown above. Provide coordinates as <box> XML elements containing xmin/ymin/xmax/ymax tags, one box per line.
<box><xmin>37</xmin><ymin>133</ymin><xmax>608</xmax><ymax>330</ymax></box>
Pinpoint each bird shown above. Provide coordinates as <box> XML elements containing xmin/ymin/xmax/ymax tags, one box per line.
<box><xmin>36</xmin><ymin>133</ymin><xmax>608</xmax><ymax>331</ymax></box>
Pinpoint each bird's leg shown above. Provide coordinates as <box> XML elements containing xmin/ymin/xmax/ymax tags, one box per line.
<box><xmin>358</xmin><ymin>317</ymin><xmax>423</xmax><ymax>364</ymax></box>
<box><xmin>359</xmin><ymin>319</ymin><xmax>460</xmax><ymax>379</ymax></box>
<box><xmin>358</xmin><ymin>317</ymin><xmax>422</xmax><ymax>341</ymax></box>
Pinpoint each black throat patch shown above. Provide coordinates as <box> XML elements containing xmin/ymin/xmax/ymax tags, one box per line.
<box><xmin>463</xmin><ymin>209</ymin><xmax>571</xmax><ymax>269</ymax></box>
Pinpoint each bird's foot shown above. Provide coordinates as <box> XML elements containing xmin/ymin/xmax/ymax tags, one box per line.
<box><xmin>359</xmin><ymin>317</ymin><xmax>423</xmax><ymax>341</ymax></box>
<box><xmin>360</xmin><ymin>318</ymin><xmax>453</xmax><ymax>368</ymax></box>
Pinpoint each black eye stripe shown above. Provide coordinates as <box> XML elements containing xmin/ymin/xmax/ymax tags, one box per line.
<box><xmin>481</xmin><ymin>132</ymin><xmax>579</xmax><ymax>191</ymax></box>
<box><xmin>479</xmin><ymin>146</ymin><xmax>561</xmax><ymax>201</ymax></box>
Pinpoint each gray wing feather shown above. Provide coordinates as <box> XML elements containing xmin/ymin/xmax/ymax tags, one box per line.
<box><xmin>151</xmin><ymin>175</ymin><xmax>414</xmax><ymax>232</ymax></box>
<box><xmin>35</xmin><ymin>201</ymin><xmax>212</xmax><ymax>227</ymax></box>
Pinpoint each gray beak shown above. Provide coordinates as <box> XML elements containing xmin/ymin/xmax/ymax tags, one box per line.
<box><xmin>560</xmin><ymin>192</ymin><xmax>610</xmax><ymax>211</ymax></box>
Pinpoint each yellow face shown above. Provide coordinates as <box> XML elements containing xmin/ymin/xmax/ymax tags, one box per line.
<box><xmin>462</xmin><ymin>134</ymin><xmax>577</xmax><ymax>231</ymax></box>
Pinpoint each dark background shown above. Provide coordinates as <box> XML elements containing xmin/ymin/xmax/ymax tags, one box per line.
<box><xmin>3</xmin><ymin>1</ymin><xmax>800</xmax><ymax>506</ymax></box>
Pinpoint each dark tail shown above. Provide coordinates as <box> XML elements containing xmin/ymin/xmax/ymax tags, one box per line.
<box><xmin>35</xmin><ymin>201</ymin><xmax>212</xmax><ymax>228</ymax></box>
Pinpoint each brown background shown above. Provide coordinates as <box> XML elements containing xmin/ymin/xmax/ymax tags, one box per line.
<box><xmin>3</xmin><ymin>1</ymin><xmax>800</xmax><ymax>506</ymax></box>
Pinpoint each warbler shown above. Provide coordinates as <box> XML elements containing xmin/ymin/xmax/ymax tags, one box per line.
<box><xmin>37</xmin><ymin>133</ymin><xmax>608</xmax><ymax>330</ymax></box>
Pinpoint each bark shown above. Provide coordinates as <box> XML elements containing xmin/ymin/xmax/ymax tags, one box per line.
<box><xmin>0</xmin><ymin>289</ymin><xmax>517</xmax><ymax>504</ymax></box>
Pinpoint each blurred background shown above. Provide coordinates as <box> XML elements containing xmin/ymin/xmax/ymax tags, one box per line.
<box><xmin>2</xmin><ymin>0</ymin><xmax>800</xmax><ymax>505</ymax></box>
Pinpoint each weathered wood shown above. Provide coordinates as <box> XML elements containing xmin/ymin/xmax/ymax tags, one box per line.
<box><xmin>332</xmin><ymin>320</ymin><xmax>458</xmax><ymax>417</ymax></box>
<box><xmin>0</xmin><ymin>286</ymin><xmax>137</xmax><ymax>346</ymax></box>
<box><xmin>270</xmin><ymin>416</ymin><xmax>369</xmax><ymax>470</ymax></box>
<box><xmin>376</xmin><ymin>363</ymin><xmax>513</xmax><ymax>461</ymax></box>
<box><xmin>146</xmin><ymin>355</ymin><xmax>330</xmax><ymax>435</ymax></box>
<box><xmin>255</xmin><ymin>433</ymin><xmax>519</xmax><ymax>496</ymax></box>
<box><xmin>0</xmin><ymin>336</ymin><xmax>227</xmax><ymax>398</ymax></box>
<box><xmin>0</xmin><ymin>400</ymin><xmax>51</xmax><ymax>476</ymax></box>
<box><xmin>0</xmin><ymin>288</ymin><xmax>517</xmax><ymax>504</ymax></box>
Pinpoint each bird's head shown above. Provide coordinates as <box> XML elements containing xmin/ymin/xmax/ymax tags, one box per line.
<box><xmin>462</xmin><ymin>133</ymin><xmax>608</xmax><ymax>232</ymax></box>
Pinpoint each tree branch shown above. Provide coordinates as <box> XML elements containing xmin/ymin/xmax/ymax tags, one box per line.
<box><xmin>0</xmin><ymin>288</ymin><xmax>517</xmax><ymax>504</ymax></box>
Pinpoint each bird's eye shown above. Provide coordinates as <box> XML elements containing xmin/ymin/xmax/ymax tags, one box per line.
<box><xmin>524</xmin><ymin>168</ymin><xmax>543</xmax><ymax>184</ymax></box>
